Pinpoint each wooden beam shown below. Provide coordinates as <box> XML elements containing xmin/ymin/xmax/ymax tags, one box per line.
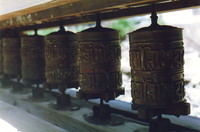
<box><xmin>0</xmin><ymin>86</ymin><xmax>200</xmax><ymax>131</ymax></box>
<box><xmin>0</xmin><ymin>0</ymin><xmax>79</xmax><ymax>21</ymax></box>
<box><xmin>1</xmin><ymin>0</ymin><xmax>200</xmax><ymax>29</ymax></box>
<box><xmin>17</xmin><ymin>0</ymin><xmax>200</xmax><ymax>31</ymax></box>
<box><xmin>0</xmin><ymin>100</ymin><xmax>68</xmax><ymax>132</ymax></box>
<box><xmin>0</xmin><ymin>0</ymin><xmax>167</xmax><ymax>29</ymax></box>
<box><xmin>0</xmin><ymin>88</ymin><xmax>149</xmax><ymax>132</ymax></box>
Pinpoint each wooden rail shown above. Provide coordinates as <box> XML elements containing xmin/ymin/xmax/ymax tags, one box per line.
<box><xmin>0</xmin><ymin>0</ymin><xmax>79</xmax><ymax>21</ymax></box>
<box><xmin>0</xmin><ymin>0</ymin><xmax>200</xmax><ymax>29</ymax></box>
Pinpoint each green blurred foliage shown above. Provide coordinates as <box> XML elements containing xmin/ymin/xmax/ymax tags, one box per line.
<box><xmin>157</xmin><ymin>15</ymin><xmax>166</xmax><ymax>25</ymax></box>
<box><xmin>23</xmin><ymin>17</ymin><xmax>158</xmax><ymax>39</ymax></box>
<box><xmin>38</xmin><ymin>28</ymin><xmax>58</xmax><ymax>36</ymax></box>
<box><xmin>23</xmin><ymin>24</ymin><xmax>91</xmax><ymax>36</ymax></box>
<box><xmin>24</xmin><ymin>27</ymin><xmax>58</xmax><ymax>36</ymax></box>
<box><xmin>109</xmin><ymin>18</ymin><xmax>139</xmax><ymax>41</ymax></box>
<box><xmin>109</xmin><ymin>15</ymin><xmax>166</xmax><ymax>41</ymax></box>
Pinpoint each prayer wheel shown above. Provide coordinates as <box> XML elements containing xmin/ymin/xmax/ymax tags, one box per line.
<box><xmin>78</xmin><ymin>21</ymin><xmax>124</xmax><ymax>101</ymax></box>
<box><xmin>2</xmin><ymin>30</ymin><xmax>21</xmax><ymax>78</ymax></box>
<box><xmin>129</xmin><ymin>10</ymin><xmax>190</xmax><ymax>117</ymax></box>
<box><xmin>21</xmin><ymin>29</ymin><xmax>45</xmax><ymax>85</ymax></box>
<box><xmin>44</xmin><ymin>25</ymin><xmax>78</xmax><ymax>90</ymax></box>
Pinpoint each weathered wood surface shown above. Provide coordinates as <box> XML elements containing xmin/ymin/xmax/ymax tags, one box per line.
<box><xmin>0</xmin><ymin>0</ymin><xmax>79</xmax><ymax>21</ymax></box>
<box><xmin>17</xmin><ymin>0</ymin><xmax>200</xmax><ymax>31</ymax></box>
<box><xmin>0</xmin><ymin>87</ymin><xmax>148</xmax><ymax>132</ymax></box>
<box><xmin>0</xmin><ymin>0</ymin><xmax>167</xmax><ymax>29</ymax></box>
<box><xmin>0</xmin><ymin>100</ymin><xmax>68</xmax><ymax>132</ymax></box>
<box><xmin>1</xmin><ymin>87</ymin><xmax>200</xmax><ymax>131</ymax></box>
<box><xmin>0</xmin><ymin>0</ymin><xmax>200</xmax><ymax>29</ymax></box>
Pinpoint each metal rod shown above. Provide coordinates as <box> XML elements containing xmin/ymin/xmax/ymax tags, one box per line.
<box><xmin>96</xmin><ymin>13</ymin><xmax>102</xmax><ymax>28</ymax></box>
<box><xmin>157</xmin><ymin>114</ymin><xmax>162</xmax><ymax>119</ymax></box>
<box><xmin>34</xmin><ymin>24</ymin><xmax>38</xmax><ymax>36</ymax></box>
<box><xmin>150</xmin><ymin>4</ymin><xmax>159</xmax><ymax>27</ymax></box>
<box><xmin>59</xmin><ymin>21</ymin><xmax>65</xmax><ymax>32</ymax></box>
<box><xmin>100</xmin><ymin>98</ymin><xmax>104</xmax><ymax>105</ymax></box>
<box><xmin>37</xmin><ymin>83</ymin><xmax>39</xmax><ymax>89</ymax></box>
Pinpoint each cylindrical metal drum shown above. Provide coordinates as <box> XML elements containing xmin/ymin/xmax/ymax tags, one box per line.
<box><xmin>129</xmin><ymin>25</ymin><xmax>185</xmax><ymax>108</ymax></box>
<box><xmin>21</xmin><ymin>34</ymin><xmax>45</xmax><ymax>84</ymax></box>
<box><xmin>78</xmin><ymin>26</ymin><xmax>124</xmax><ymax>101</ymax></box>
<box><xmin>3</xmin><ymin>35</ymin><xmax>21</xmax><ymax>77</ymax></box>
<box><xmin>44</xmin><ymin>29</ymin><xmax>78</xmax><ymax>88</ymax></box>
<box><xmin>0</xmin><ymin>39</ymin><xmax>3</xmax><ymax>74</ymax></box>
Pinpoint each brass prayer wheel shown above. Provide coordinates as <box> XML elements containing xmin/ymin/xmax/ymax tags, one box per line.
<box><xmin>2</xmin><ymin>31</ymin><xmax>21</xmax><ymax>77</ymax></box>
<box><xmin>21</xmin><ymin>30</ymin><xmax>45</xmax><ymax>85</ymax></box>
<box><xmin>129</xmin><ymin>25</ymin><xmax>185</xmax><ymax>106</ymax></box>
<box><xmin>78</xmin><ymin>21</ymin><xmax>124</xmax><ymax>101</ymax></box>
<box><xmin>44</xmin><ymin>25</ymin><xmax>78</xmax><ymax>89</ymax></box>
<box><xmin>129</xmin><ymin>10</ymin><xmax>190</xmax><ymax>117</ymax></box>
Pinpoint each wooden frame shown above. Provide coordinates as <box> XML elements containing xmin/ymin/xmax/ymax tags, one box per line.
<box><xmin>0</xmin><ymin>0</ymin><xmax>79</xmax><ymax>21</ymax></box>
<box><xmin>0</xmin><ymin>0</ymin><xmax>199</xmax><ymax>29</ymax></box>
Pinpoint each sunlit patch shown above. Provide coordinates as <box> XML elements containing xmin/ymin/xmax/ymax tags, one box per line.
<box><xmin>0</xmin><ymin>118</ymin><xmax>20</xmax><ymax>132</ymax></box>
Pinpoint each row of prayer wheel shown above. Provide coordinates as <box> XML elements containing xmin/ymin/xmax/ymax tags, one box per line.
<box><xmin>0</xmin><ymin>13</ymin><xmax>190</xmax><ymax>117</ymax></box>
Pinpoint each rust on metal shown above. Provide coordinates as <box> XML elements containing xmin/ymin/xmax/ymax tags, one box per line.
<box><xmin>21</xmin><ymin>29</ymin><xmax>45</xmax><ymax>84</ymax></box>
<box><xmin>78</xmin><ymin>20</ymin><xmax>124</xmax><ymax>101</ymax></box>
<box><xmin>44</xmin><ymin>25</ymin><xmax>79</xmax><ymax>89</ymax></box>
